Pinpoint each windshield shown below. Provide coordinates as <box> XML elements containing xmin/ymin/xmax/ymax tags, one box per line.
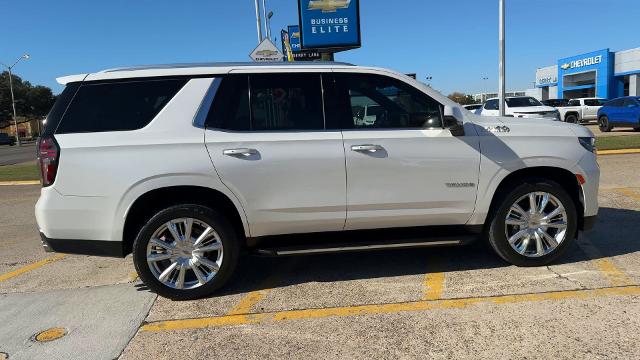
<box><xmin>505</xmin><ymin>97</ymin><xmax>543</xmax><ymax>107</ymax></box>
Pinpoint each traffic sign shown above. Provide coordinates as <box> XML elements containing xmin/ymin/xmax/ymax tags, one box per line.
<box><xmin>249</xmin><ymin>38</ymin><xmax>284</xmax><ymax>62</ymax></box>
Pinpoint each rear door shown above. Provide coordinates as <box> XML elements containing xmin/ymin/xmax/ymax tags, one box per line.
<box><xmin>330</xmin><ymin>71</ymin><xmax>481</xmax><ymax>230</ymax></box>
<box><xmin>204</xmin><ymin>73</ymin><xmax>346</xmax><ymax>237</ymax></box>
<box><xmin>621</xmin><ymin>98</ymin><xmax>640</xmax><ymax>124</ymax></box>
<box><xmin>583</xmin><ymin>99</ymin><xmax>602</xmax><ymax>120</ymax></box>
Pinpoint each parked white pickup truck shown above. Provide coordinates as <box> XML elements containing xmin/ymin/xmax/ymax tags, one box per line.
<box><xmin>557</xmin><ymin>98</ymin><xmax>607</xmax><ymax>123</ymax></box>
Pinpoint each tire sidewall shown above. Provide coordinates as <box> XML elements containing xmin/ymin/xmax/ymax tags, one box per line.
<box><xmin>599</xmin><ymin>116</ymin><xmax>610</xmax><ymax>132</ymax></box>
<box><xmin>566</xmin><ymin>114</ymin><xmax>577</xmax><ymax>124</ymax></box>
<box><xmin>488</xmin><ymin>180</ymin><xmax>577</xmax><ymax>267</ymax></box>
<box><xmin>133</xmin><ymin>204</ymin><xmax>239</xmax><ymax>300</ymax></box>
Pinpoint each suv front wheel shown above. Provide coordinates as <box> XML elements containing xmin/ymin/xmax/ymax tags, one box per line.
<box><xmin>487</xmin><ymin>179</ymin><xmax>577</xmax><ymax>266</ymax></box>
<box><xmin>133</xmin><ymin>204</ymin><xmax>239</xmax><ymax>300</ymax></box>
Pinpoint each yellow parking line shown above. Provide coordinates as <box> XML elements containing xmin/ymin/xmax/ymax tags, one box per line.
<box><xmin>423</xmin><ymin>272</ymin><xmax>444</xmax><ymax>300</ymax></box>
<box><xmin>0</xmin><ymin>180</ymin><xmax>40</xmax><ymax>186</ymax></box>
<box><xmin>611</xmin><ymin>187</ymin><xmax>640</xmax><ymax>201</ymax></box>
<box><xmin>423</xmin><ymin>257</ymin><xmax>445</xmax><ymax>300</ymax></box>
<box><xmin>141</xmin><ymin>285</ymin><xmax>640</xmax><ymax>332</ymax></box>
<box><xmin>226</xmin><ymin>259</ymin><xmax>297</xmax><ymax>316</ymax></box>
<box><xmin>596</xmin><ymin>148</ymin><xmax>640</xmax><ymax>156</ymax></box>
<box><xmin>577</xmin><ymin>235</ymin><xmax>634</xmax><ymax>287</ymax></box>
<box><xmin>0</xmin><ymin>254</ymin><xmax>66</xmax><ymax>282</ymax></box>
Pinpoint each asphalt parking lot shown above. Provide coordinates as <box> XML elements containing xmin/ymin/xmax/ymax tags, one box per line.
<box><xmin>1</xmin><ymin>154</ymin><xmax>639</xmax><ymax>359</ymax></box>
<box><xmin>0</xmin><ymin>143</ymin><xmax>36</xmax><ymax>166</ymax></box>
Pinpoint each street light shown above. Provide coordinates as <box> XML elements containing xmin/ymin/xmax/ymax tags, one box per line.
<box><xmin>1</xmin><ymin>54</ymin><xmax>30</xmax><ymax>146</ymax></box>
<box><xmin>267</xmin><ymin>11</ymin><xmax>274</xmax><ymax>41</ymax></box>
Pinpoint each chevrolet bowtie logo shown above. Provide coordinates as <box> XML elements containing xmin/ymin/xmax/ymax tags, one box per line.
<box><xmin>307</xmin><ymin>0</ymin><xmax>351</xmax><ymax>12</ymax></box>
<box><xmin>292</xmin><ymin>32</ymin><xmax>300</xmax><ymax>39</ymax></box>
<box><xmin>560</xmin><ymin>63</ymin><xmax>570</xmax><ymax>70</ymax></box>
<box><xmin>256</xmin><ymin>50</ymin><xmax>279</xmax><ymax>57</ymax></box>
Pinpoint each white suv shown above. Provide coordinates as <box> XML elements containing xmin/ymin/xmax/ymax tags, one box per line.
<box><xmin>479</xmin><ymin>96</ymin><xmax>560</xmax><ymax>120</ymax></box>
<box><xmin>35</xmin><ymin>63</ymin><xmax>599</xmax><ymax>299</ymax></box>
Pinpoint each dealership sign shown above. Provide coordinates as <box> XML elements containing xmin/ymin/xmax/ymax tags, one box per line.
<box><xmin>297</xmin><ymin>0</ymin><xmax>361</xmax><ymax>50</ymax></box>
<box><xmin>249</xmin><ymin>38</ymin><xmax>284</xmax><ymax>62</ymax></box>
<box><xmin>560</xmin><ymin>55</ymin><xmax>603</xmax><ymax>70</ymax></box>
<box><xmin>281</xmin><ymin>26</ymin><xmax>322</xmax><ymax>61</ymax></box>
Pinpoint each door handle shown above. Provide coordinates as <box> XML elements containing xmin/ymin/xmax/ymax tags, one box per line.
<box><xmin>351</xmin><ymin>144</ymin><xmax>383</xmax><ymax>152</ymax></box>
<box><xmin>223</xmin><ymin>148</ymin><xmax>257</xmax><ymax>156</ymax></box>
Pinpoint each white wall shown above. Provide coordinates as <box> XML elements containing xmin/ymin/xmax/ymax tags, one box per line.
<box><xmin>615</xmin><ymin>47</ymin><xmax>640</xmax><ymax>75</ymax></box>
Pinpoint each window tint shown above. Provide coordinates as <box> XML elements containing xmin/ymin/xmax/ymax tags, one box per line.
<box><xmin>43</xmin><ymin>82</ymin><xmax>80</xmax><ymax>136</ymax></box>
<box><xmin>207</xmin><ymin>74</ymin><xmax>325</xmax><ymax>131</ymax></box>
<box><xmin>584</xmin><ymin>99</ymin><xmax>606</xmax><ymax>106</ymax></box>
<box><xmin>484</xmin><ymin>99</ymin><xmax>498</xmax><ymax>110</ymax></box>
<box><xmin>56</xmin><ymin>79</ymin><xmax>186</xmax><ymax>134</ymax></box>
<box><xmin>335</xmin><ymin>73</ymin><xmax>442</xmax><ymax>129</ymax></box>
<box><xmin>606</xmin><ymin>99</ymin><xmax>623</xmax><ymax>107</ymax></box>
<box><xmin>505</xmin><ymin>97</ymin><xmax>542</xmax><ymax>107</ymax></box>
<box><xmin>207</xmin><ymin>75</ymin><xmax>251</xmax><ymax>131</ymax></box>
<box><xmin>250</xmin><ymin>74</ymin><xmax>324</xmax><ymax>131</ymax></box>
<box><xmin>567</xmin><ymin>99</ymin><xmax>581</xmax><ymax>106</ymax></box>
<box><xmin>624</xmin><ymin>98</ymin><xmax>639</xmax><ymax>107</ymax></box>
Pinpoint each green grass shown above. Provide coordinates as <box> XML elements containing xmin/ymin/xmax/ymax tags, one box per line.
<box><xmin>0</xmin><ymin>161</ymin><xmax>39</xmax><ymax>181</ymax></box>
<box><xmin>596</xmin><ymin>134</ymin><xmax>640</xmax><ymax>151</ymax></box>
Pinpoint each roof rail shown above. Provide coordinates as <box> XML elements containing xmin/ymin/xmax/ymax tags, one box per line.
<box><xmin>101</xmin><ymin>61</ymin><xmax>355</xmax><ymax>73</ymax></box>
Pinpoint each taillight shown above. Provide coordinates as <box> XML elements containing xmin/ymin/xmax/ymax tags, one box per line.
<box><xmin>38</xmin><ymin>136</ymin><xmax>60</xmax><ymax>187</ymax></box>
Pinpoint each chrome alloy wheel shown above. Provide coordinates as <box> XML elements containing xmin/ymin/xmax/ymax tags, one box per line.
<box><xmin>504</xmin><ymin>192</ymin><xmax>568</xmax><ymax>258</ymax></box>
<box><xmin>146</xmin><ymin>218</ymin><xmax>223</xmax><ymax>290</ymax></box>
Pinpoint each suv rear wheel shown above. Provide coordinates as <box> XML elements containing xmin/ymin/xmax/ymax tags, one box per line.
<box><xmin>598</xmin><ymin>115</ymin><xmax>613</xmax><ymax>132</ymax></box>
<box><xmin>487</xmin><ymin>179</ymin><xmax>577</xmax><ymax>266</ymax></box>
<box><xmin>133</xmin><ymin>204</ymin><xmax>239</xmax><ymax>300</ymax></box>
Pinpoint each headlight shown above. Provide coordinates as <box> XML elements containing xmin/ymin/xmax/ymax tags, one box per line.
<box><xmin>578</xmin><ymin>137</ymin><xmax>596</xmax><ymax>153</ymax></box>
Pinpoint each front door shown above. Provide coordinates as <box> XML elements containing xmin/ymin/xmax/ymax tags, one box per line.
<box><xmin>330</xmin><ymin>72</ymin><xmax>481</xmax><ymax>230</ymax></box>
<box><xmin>204</xmin><ymin>73</ymin><xmax>346</xmax><ymax>237</ymax></box>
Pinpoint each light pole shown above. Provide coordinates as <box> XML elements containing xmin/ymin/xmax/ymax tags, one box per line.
<box><xmin>482</xmin><ymin>77</ymin><xmax>488</xmax><ymax>102</ymax></box>
<box><xmin>2</xmin><ymin>54</ymin><xmax>30</xmax><ymax>146</ymax></box>
<box><xmin>425</xmin><ymin>76</ymin><xmax>433</xmax><ymax>87</ymax></box>
<box><xmin>498</xmin><ymin>0</ymin><xmax>506</xmax><ymax>116</ymax></box>
<box><xmin>254</xmin><ymin>0</ymin><xmax>263</xmax><ymax>43</ymax></box>
<box><xmin>267</xmin><ymin>11</ymin><xmax>274</xmax><ymax>41</ymax></box>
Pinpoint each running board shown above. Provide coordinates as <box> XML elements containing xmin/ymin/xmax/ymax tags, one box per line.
<box><xmin>253</xmin><ymin>236</ymin><xmax>476</xmax><ymax>256</ymax></box>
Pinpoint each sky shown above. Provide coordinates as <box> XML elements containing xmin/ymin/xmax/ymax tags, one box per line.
<box><xmin>2</xmin><ymin>0</ymin><xmax>639</xmax><ymax>95</ymax></box>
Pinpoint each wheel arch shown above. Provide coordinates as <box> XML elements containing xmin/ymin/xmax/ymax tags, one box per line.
<box><xmin>121</xmin><ymin>185</ymin><xmax>249</xmax><ymax>256</ymax></box>
<box><xmin>564</xmin><ymin>111</ymin><xmax>580</xmax><ymax>121</ymax></box>
<box><xmin>484</xmin><ymin>166</ymin><xmax>584</xmax><ymax>231</ymax></box>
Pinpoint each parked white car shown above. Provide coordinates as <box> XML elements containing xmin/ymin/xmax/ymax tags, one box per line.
<box><xmin>479</xmin><ymin>96</ymin><xmax>560</xmax><ymax>120</ymax></box>
<box><xmin>36</xmin><ymin>63</ymin><xmax>599</xmax><ymax>299</ymax></box>
<box><xmin>557</xmin><ymin>98</ymin><xmax>607</xmax><ymax>123</ymax></box>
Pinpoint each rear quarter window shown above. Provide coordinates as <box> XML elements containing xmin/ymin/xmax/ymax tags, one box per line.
<box><xmin>55</xmin><ymin>79</ymin><xmax>187</xmax><ymax>134</ymax></box>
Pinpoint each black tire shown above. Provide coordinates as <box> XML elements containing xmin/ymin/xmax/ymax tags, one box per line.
<box><xmin>486</xmin><ymin>178</ymin><xmax>577</xmax><ymax>267</ymax></box>
<box><xmin>133</xmin><ymin>204</ymin><xmax>240</xmax><ymax>300</ymax></box>
<box><xmin>598</xmin><ymin>116</ymin><xmax>612</xmax><ymax>132</ymax></box>
<box><xmin>565</xmin><ymin>114</ymin><xmax>578</xmax><ymax>124</ymax></box>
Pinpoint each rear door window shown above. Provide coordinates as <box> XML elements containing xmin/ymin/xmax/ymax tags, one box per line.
<box><xmin>55</xmin><ymin>79</ymin><xmax>187</xmax><ymax>134</ymax></box>
<box><xmin>207</xmin><ymin>73</ymin><xmax>325</xmax><ymax>131</ymax></box>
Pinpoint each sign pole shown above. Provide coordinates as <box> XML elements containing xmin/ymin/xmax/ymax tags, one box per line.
<box><xmin>254</xmin><ymin>0</ymin><xmax>263</xmax><ymax>43</ymax></box>
<box><xmin>498</xmin><ymin>0</ymin><xmax>506</xmax><ymax>117</ymax></box>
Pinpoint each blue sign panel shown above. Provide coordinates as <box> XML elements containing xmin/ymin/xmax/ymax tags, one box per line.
<box><xmin>288</xmin><ymin>25</ymin><xmax>303</xmax><ymax>52</ymax></box>
<box><xmin>297</xmin><ymin>0</ymin><xmax>361</xmax><ymax>50</ymax></box>
<box><xmin>557</xmin><ymin>49</ymin><xmax>612</xmax><ymax>99</ymax></box>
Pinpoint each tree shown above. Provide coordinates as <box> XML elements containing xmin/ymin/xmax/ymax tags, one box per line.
<box><xmin>447</xmin><ymin>92</ymin><xmax>476</xmax><ymax>105</ymax></box>
<box><xmin>0</xmin><ymin>71</ymin><xmax>56</xmax><ymax>129</ymax></box>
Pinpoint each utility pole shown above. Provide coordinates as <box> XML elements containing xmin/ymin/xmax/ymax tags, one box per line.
<box><xmin>254</xmin><ymin>0</ymin><xmax>263</xmax><ymax>43</ymax></box>
<box><xmin>498</xmin><ymin>0</ymin><xmax>506</xmax><ymax>116</ymax></box>
<box><xmin>2</xmin><ymin>54</ymin><xmax>30</xmax><ymax>146</ymax></box>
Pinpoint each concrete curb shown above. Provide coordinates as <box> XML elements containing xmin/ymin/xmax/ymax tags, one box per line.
<box><xmin>0</xmin><ymin>180</ymin><xmax>40</xmax><ymax>186</ymax></box>
<box><xmin>597</xmin><ymin>148</ymin><xmax>640</xmax><ymax>156</ymax></box>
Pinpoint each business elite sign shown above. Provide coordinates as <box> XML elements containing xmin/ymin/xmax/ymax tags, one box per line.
<box><xmin>297</xmin><ymin>0</ymin><xmax>361</xmax><ymax>50</ymax></box>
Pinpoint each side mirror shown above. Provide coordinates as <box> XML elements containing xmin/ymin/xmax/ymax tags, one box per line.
<box><xmin>443</xmin><ymin>105</ymin><xmax>465</xmax><ymax>136</ymax></box>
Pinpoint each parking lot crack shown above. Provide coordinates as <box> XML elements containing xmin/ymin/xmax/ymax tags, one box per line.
<box><xmin>546</xmin><ymin>266</ymin><xmax>587</xmax><ymax>289</ymax></box>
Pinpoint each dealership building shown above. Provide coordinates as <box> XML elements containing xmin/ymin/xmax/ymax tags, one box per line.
<box><xmin>533</xmin><ymin>47</ymin><xmax>640</xmax><ymax>100</ymax></box>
